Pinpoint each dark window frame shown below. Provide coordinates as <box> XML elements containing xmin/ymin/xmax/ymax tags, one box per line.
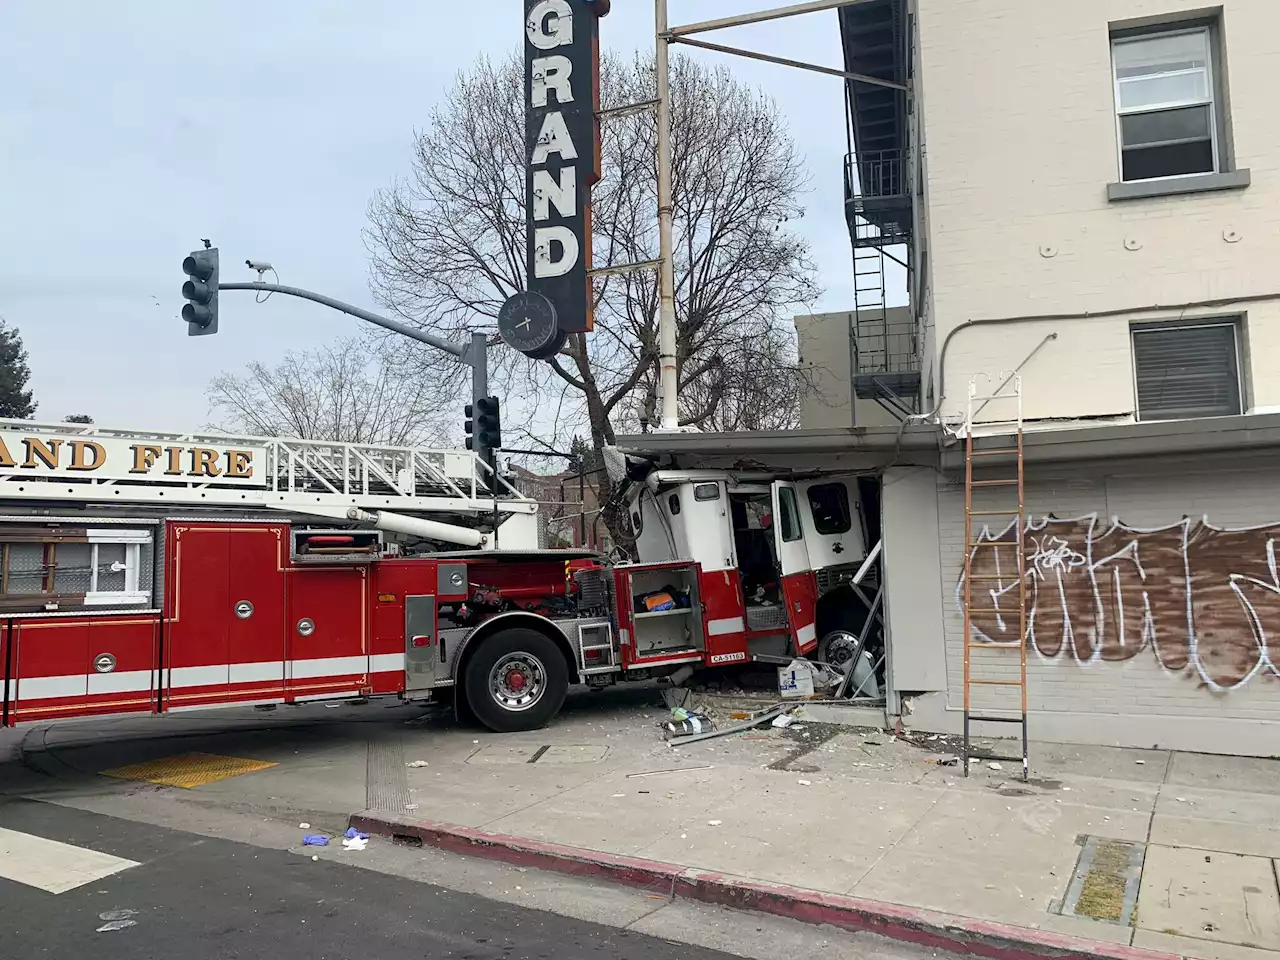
<box><xmin>1132</xmin><ymin>318</ymin><xmax>1244</xmax><ymax>421</ymax></box>
<box><xmin>806</xmin><ymin>482</ymin><xmax>853</xmax><ymax>536</ymax></box>
<box><xmin>693</xmin><ymin>482</ymin><xmax>720</xmax><ymax>502</ymax></box>
<box><xmin>778</xmin><ymin>487</ymin><xmax>804</xmax><ymax>543</ymax></box>
<box><xmin>1110</xmin><ymin>18</ymin><xmax>1232</xmax><ymax>185</ymax></box>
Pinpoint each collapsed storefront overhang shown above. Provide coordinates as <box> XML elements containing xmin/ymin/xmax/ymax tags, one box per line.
<box><xmin>617</xmin><ymin>410</ymin><xmax>1280</xmax><ymax>474</ymax></box>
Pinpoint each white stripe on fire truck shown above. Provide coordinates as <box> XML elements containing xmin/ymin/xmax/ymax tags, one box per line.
<box><xmin>288</xmin><ymin>656</ymin><xmax>367</xmax><ymax>680</ymax></box>
<box><xmin>369</xmin><ymin>652</ymin><xmax>405</xmax><ymax>673</ymax></box>
<box><xmin>169</xmin><ymin>665</ymin><xmax>228</xmax><ymax>688</ymax></box>
<box><xmin>87</xmin><ymin>669</ymin><xmax>155</xmax><ymax>696</ymax></box>
<box><xmin>706</xmin><ymin>616</ymin><xmax>746</xmax><ymax>637</ymax></box>
<box><xmin>8</xmin><ymin>654</ymin><xmax>410</xmax><ymax>701</ymax></box>
<box><xmin>229</xmin><ymin>661</ymin><xmax>285</xmax><ymax>684</ymax></box>
<box><xmin>14</xmin><ymin>675</ymin><xmax>88</xmax><ymax>700</ymax></box>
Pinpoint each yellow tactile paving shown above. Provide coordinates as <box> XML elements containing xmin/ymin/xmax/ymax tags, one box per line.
<box><xmin>100</xmin><ymin>752</ymin><xmax>278</xmax><ymax>789</ymax></box>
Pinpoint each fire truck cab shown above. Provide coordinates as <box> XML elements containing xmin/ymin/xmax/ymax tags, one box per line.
<box><xmin>619</xmin><ymin>465</ymin><xmax>882</xmax><ymax>691</ymax></box>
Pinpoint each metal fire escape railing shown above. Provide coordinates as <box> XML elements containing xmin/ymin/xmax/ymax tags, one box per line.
<box><xmin>844</xmin><ymin>149</ymin><xmax>919</xmax><ymax>419</ymax></box>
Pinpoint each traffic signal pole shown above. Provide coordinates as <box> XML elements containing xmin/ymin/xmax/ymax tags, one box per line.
<box><xmin>214</xmin><ymin>281</ymin><xmax>491</xmax><ymax>464</ymax></box>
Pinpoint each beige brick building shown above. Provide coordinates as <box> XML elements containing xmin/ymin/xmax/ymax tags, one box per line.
<box><xmin>629</xmin><ymin>0</ymin><xmax>1280</xmax><ymax>757</ymax></box>
<box><xmin>859</xmin><ymin>0</ymin><xmax>1280</xmax><ymax>754</ymax></box>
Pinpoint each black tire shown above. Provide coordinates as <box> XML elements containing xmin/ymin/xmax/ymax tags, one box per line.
<box><xmin>462</xmin><ymin>628</ymin><xmax>569</xmax><ymax>733</ymax></box>
<box><xmin>814</xmin><ymin>588</ymin><xmax>876</xmax><ymax>668</ymax></box>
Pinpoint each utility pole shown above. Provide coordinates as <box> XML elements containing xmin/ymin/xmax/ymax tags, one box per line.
<box><xmin>648</xmin><ymin>0</ymin><xmax>907</xmax><ymax>432</ymax></box>
<box><xmin>654</xmin><ymin>0</ymin><xmax>680</xmax><ymax>433</ymax></box>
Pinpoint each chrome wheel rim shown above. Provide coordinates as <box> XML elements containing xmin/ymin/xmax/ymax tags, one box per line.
<box><xmin>488</xmin><ymin>652</ymin><xmax>548</xmax><ymax>712</ymax></box>
<box><xmin>819</xmin><ymin>629</ymin><xmax>860</xmax><ymax>671</ymax></box>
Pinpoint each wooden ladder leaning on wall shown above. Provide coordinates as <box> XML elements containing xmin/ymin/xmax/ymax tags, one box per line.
<box><xmin>961</xmin><ymin>373</ymin><xmax>1030</xmax><ymax>782</ymax></box>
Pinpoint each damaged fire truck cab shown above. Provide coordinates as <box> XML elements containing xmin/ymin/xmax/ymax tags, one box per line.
<box><xmin>621</xmin><ymin>465</ymin><xmax>882</xmax><ymax>690</ymax></box>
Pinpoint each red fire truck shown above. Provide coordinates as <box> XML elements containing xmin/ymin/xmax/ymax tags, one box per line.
<box><xmin>0</xmin><ymin>419</ymin><xmax>881</xmax><ymax>732</ymax></box>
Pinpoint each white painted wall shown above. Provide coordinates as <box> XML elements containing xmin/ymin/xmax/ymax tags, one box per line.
<box><xmin>915</xmin><ymin>0</ymin><xmax>1280</xmax><ymax>424</ymax></box>
<box><xmin>881</xmin><ymin>466</ymin><xmax>947</xmax><ymax>693</ymax></box>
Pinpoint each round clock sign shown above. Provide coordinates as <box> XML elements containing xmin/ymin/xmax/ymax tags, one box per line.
<box><xmin>498</xmin><ymin>291</ymin><xmax>565</xmax><ymax>359</ymax></box>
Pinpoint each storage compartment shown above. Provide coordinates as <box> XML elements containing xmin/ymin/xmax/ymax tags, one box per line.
<box><xmin>291</xmin><ymin>528</ymin><xmax>382</xmax><ymax>564</ymax></box>
<box><xmin>620</xmin><ymin>562</ymin><xmax>704</xmax><ymax>658</ymax></box>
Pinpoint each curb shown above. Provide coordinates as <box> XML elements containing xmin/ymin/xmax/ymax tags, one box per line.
<box><xmin>349</xmin><ymin>811</ymin><xmax>1183</xmax><ymax>960</ymax></box>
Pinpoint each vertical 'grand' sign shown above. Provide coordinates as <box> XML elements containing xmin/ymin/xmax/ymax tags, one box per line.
<box><xmin>524</xmin><ymin>0</ymin><xmax>607</xmax><ymax>334</ymax></box>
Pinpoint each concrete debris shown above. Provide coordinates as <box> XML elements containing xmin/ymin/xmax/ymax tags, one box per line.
<box><xmin>96</xmin><ymin>919</ymin><xmax>137</xmax><ymax>932</ymax></box>
<box><xmin>936</xmin><ymin>756</ymin><xmax>959</xmax><ymax>766</ymax></box>
<box><xmin>298</xmin><ymin>822</ymin><xmax>311</xmax><ymax>829</ymax></box>
<box><xmin>707</xmin><ymin>820</ymin><xmax>722</xmax><ymax>826</ymax></box>
<box><xmin>625</xmin><ymin>764</ymin><xmax>713</xmax><ymax>779</ymax></box>
<box><xmin>797</xmin><ymin>779</ymin><xmax>813</xmax><ymax>786</ymax></box>
<box><xmin>988</xmin><ymin>762</ymin><xmax>1003</xmax><ymax>771</ymax></box>
<box><xmin>771</xmin><ymin>714</ymin><xmax>795</xmax><ymax>729</ymax></box>
<box><xmin>406</xmin><ymin>760</ymin><xmax>430</xmax><ymax>768</ymax></box>
<box><xmin>669</xmin><ymin>705</ymin><xmax>787</xmax><ymax>746</ymax></box>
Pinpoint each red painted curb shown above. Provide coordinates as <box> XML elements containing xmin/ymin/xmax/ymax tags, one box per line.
<box><xmin>351</xmin><ymin>811</ymin><xmax>1184</xmax><ymax>960</ymax></box>
<box><xmin>348</xmin><ymin>811</ymin><xmax>680</xmax><ymax>894</ymax></box>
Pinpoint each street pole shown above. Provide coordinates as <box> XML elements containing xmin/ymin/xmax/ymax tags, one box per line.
<box><xmin>218</xmin><ymin>282</ymin><xmax>489</xmax><ymax>433</ymax></box>
<box><xmin>654</xmin><ymin>0</ymin><xmax>680</xmax><ymax>433</ymax></box>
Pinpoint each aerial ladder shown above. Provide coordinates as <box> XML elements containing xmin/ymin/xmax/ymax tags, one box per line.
<box><xmin>0</xmin><ymin>418</ymin><xmax>537</xmax><ymax>549</ymax></box>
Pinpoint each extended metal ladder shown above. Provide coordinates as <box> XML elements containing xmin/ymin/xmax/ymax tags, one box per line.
<box><xmin>961</xmin><ymin>374</ymin><xmax>1029</xmax><ymax>780</ymax></box>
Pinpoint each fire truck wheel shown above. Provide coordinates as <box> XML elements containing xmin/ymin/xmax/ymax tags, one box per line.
<box><xmin>464</xmin><ymin>628</ymin><xmax>569</xmax><ymax>733</ymax></box>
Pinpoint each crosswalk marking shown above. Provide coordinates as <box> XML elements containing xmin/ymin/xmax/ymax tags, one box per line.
<box><xmin>0</xmin><ymin>827</ymin><xmax>139</xmax><ymax>894</ymax></box>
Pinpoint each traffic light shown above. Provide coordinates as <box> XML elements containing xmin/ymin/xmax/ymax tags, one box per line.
<box><xmin>182</xmin><ymin>247</ymin><xmax>219</xmax><ymax>336</ymax></box>
<box><xmin>464</xmin><ymin>396</ymin><xmax>502</xmax><ymax>464</ymax></box>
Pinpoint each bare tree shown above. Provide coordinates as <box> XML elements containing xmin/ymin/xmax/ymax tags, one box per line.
<box><xmin>207</xmin><ymin>336</ymin><xmax>450</xmax><ymax>446</ymax></box>
<box><xmin>365</xmin><ymin>50</ymin><xmax>818</xmax><ymax>464</ymax></box>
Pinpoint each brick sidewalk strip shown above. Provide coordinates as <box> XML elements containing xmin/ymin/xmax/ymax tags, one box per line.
<box><xmin>349</xmin><ymin>811</ymin><xmax>1186</xmax><ymax>960</ymax></box>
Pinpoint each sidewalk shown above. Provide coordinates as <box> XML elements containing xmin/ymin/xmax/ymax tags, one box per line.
<box><xmin>358</xmin><ymin>694</ymin><xmax>1280</xmax><ymax>960</ymax></box>
<box><xmin>7</xmin><ymin>691</ymin><xmax>1280</xmax><ymax>960</ymax></box>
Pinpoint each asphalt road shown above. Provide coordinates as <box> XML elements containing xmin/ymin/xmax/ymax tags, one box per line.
<box><xmin>0</xmin><ymin>704</ymin><xmax>952</xmax><ymax>960</ymax></box>
<box><xmin>0</xmin><ymin>797</ymin><xmax>746</xmax><ymax>960</ymax></box>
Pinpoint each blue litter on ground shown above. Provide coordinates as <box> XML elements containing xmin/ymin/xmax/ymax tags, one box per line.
<box><xmin>303</xmin><ymin>834</ymin><xmax>330</xmax><ymax>846</ymax></box>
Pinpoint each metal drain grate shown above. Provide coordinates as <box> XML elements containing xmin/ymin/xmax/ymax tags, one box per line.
<box><xmin>1056</xmin><ymin>835</ymin><xmax>1147</xmax><ymax>925</ymax></box>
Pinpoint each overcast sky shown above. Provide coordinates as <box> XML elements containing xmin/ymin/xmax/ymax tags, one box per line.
<box><xmin>0</xmin><ymin>1</ymin><xmax>859</xmax><ymax>432</ymax></box>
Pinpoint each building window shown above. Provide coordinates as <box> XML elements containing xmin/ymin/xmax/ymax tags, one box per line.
<box><xmin>1112</xmin><ymin>26</ymin><xmax>1221</xmax><ymax>182</ymax></box>
<box><xmin>1132</xmin><ymin>321</ymin><xmax>1242</xmax><ymax>421</ymax></box>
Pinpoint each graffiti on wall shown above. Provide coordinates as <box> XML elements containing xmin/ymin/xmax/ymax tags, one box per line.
<box><xmin>958</xmin><ymin>514</ymin><xmax>1280</xmax><ymax>691</ymax></box>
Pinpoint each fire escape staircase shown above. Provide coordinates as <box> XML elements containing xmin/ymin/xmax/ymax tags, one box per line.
<box><xmin>840</xmin><ymin>0</ymin><xmax>919</xmax><ymax>421</ymax></box>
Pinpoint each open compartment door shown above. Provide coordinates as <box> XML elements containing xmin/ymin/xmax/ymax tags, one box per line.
<box><xmin>770</xmin><ymin>481</ymin><xmax>819</xmax><ymax>654</ymax></box>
